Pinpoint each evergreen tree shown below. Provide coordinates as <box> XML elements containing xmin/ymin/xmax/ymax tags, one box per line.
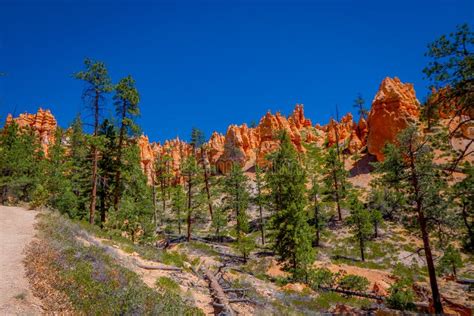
<box><xmin>42</xmin><ymin>128</ymin><xmax>78</xmax><ymax>217</ymax></box>
<box><xmin>222</xmin><ymin>163</ymin><xmax>254</xmax><ymax>261</ymax></box>
<box><xmin>107</xmin><ymin>144</ymin><xmax>154</xmax><ymax>242</ymax></box>
<box><xmin>200</xmin><ymin>145</ymin><xmax>215</xmax><ymax>220</ymax></box>
<box><xmin>0</xmin><ymin>123</ymin><xmax>42</xmax><ymax>203</ymax></box>
<box><xmin>374</xmin><ymin>125</ymin><xmax>446</xmax><ymax>314</ymax></box>
<box><xmin>423</xmin><ymin>24</ymin><xmax>473</xmax><ymax>169</ymax></box>
<box><xmin>304</xmin><ymin>144</ymin><xmax>327</xmax><ymax>247</ymax></box>
<box><xmin>266</xmin><ymin>132</ymin><xmax>315</xmax><ymax>280</ymax></box>
<box><xmin>353</xmin><ymin>93</ymin><xmax>368</xmax><ymax>120</ymax></box>
<box><xmin>453</xmin><ymin>163</ymin><xmax>474</xmax><ymax>250</ymax></box>
<box><xmin>97</xmin><ymin>119</ymin><xmax>118</xmax><ymax>224</ymax></box>
<box><xmin>112</xmin><ymin>76</ymin><xmax>140</xmax><ymax>211</ymax></box>
<box><xmin>438</xmin><ymin>245</ymin><xmax>463</xmax><ymax>277</ymax></box>
<box><xmin>322</xmin><ymin>146</ymin><xmax>349</xmax><ymax>221</ymax></box>
<box><xmin>181</xmin><ymin>155</ymin><xmax>201</xmax><ymax>241</ymax></box>
<box><xmin>154</xmin><ymin>152</ymin><xmax>173</xmax><ymax>227</ymax></box>
<box><xmin>171</xmin><ymin>185</ymin><xmax>186</xmax><ymax>235</ymax></box>
<box><xmin>190</xmin><ymin>127</ymin><xmax>206</xmax><ymax>150</ymax></box>
<box><xmin>222</xmin><ymin>163</ymin><xmax>250</xmax><ymax>235</ymax></box>
<box><xmin>347</xmin><ymin>193</ymin><xmax>373</xmax><ymax>261</ymax></box>
<box><xmin>254</xmin><ymin>163</ymin><xmax>266</xmax><ymax>245</ymax></box>
<box><xmin>74</xmin><ymin>58</ymin><xmax>113</xmax><ymax>224</ymax></box>
<box><xmin>212</xmin><ymin>205</ymin><xmax>227</xmax><ymax>242</ymax></box>
<box><xmin>67</xmin><ymin>115</ymin><xmax>90</xmax><ymax>219</ymax></box>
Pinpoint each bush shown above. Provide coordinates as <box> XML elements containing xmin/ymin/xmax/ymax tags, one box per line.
<box><xmin>386</xmin><ymin>279</ymin><xmax>415</xmax><ymax>311</ymax></box>
<box><xmin>155</xmin><ymin>277</ymin><xmax>181</xmax><ymax>295</ymax></box>
<box><xmin>308</xmin><ymin>268</ymin><xmax>334</xmax><ymax>289</ymax></box>
<box><xmin>34</xmin><ymin>212</ymin><xmax>203</xmax><ymax>315</ymax></box>
<box><xmin>30</xmin><ymin>184</ymin><xmax>49</xmax><ymax>209</ymax></box>
<box><xmin>337</xmin><ymin>274</ymin><xmax>369</xmax><ymax>292</ymax></box>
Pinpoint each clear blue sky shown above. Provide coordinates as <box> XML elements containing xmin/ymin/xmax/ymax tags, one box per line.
<box><xmin>0</xmin><ymin>0</ymin><xmax>472</xmax><ymax>142</ymax></box>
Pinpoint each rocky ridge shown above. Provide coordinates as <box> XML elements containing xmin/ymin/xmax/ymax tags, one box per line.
<box><xmin>5</xmin><ymin>77</ymin><xmax>426</xmax><ymax>182</ymax></box>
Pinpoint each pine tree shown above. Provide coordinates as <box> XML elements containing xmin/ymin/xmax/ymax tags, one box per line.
<box><xmin>97</xmin><ymin>119</ymin><xmax>118</xmax><ymax>224</ymax></box>
<box><xmin>190</xmin><ymin>127</ymin><xmax>206</xmax><ymax>150</ymax></box>
<box><xmin>347</xmin><ymin>193</ymin><xmax>373</xmax><ymax>261</ymax></box>
<box><xmin>453</xmin><ymin>163</ymin><xmax>474</xmax><ymax>250</ymax></box>
<box><xmin>112</xmin><ymin>76</ymin><xmax>140</xmax><ymax>211</ymax></box>
<box><xmin>423</xmin><ymin>24</ymin><xmax>473</xmax><ymax>170</ymax></box>
<box><xmin>171</xmin><ymin>185</ymin><xmax>186</xmax><ymax>235</ymax></box>
<box><xmin>254</xmin><ymin>163</ymin><xmax>266</xmax><ymax>245</ymax></box>
<box><xmin>353</xmin><ymin>93</ymin><xmax>368</xmax><ymax>120</ymax></box>
<box><xmin>222</xmin><ymin>163</ymin><xmax>250</xmax><ymax>236</ymax></box>
<box><xmin>0</xmin><ymin>122</ymin><xmax>42</xmax><ymax>203</ymax></box>
<box><xmin>322</xmin><ymin>146</ymin><xmax>349</xmax><ymax>221</ymax></box>
<box><xmin>304</xmin><ymin>144</ymin><xmax>327</xmax><ymax>247</ymax></box>
<box><xmin>74</xmin><ymin>58</ymin><xmax>113</xmax><ymax>224</ymax></box>
<box><xmin>438</xmin><ymin>245</ymin><xmax>463</xmax><ymax>277</ymax></box>
<box><xmin>374</xmin><ymin>125</ymin><xmax>446</xmax><ymax>314</ymax></box>
<box><xmin>42</xmin><ymin>127</ymin><xmax>78</xmax><ymax>217</ymax></box>
<box><xmin>181</xmin><ymin>155</ymin><xmax>201</xmax><ymax>241</ymax></box>
<box><xmin>67</xmin><ymin>115</ymin><xmax>90</xmax><ymax>219</ymax></box>
<box><xmin>222</xmin><ymin>163</ymin><xmax>254</xmax><ymax>261</ymax></box>
<box><xmin>107</xmin><ymin>143</ymin><xmax>154</xmax><ymax>242</ymax></box>
<box><xmin>266</xmin><ymin>131</ymin><xmax>315</xmax><ymax>280</ymax></box>
<box><xmin>154</xmin><ymin>152</ymin><xmax>173</xmax><ymax>227</ymax></box>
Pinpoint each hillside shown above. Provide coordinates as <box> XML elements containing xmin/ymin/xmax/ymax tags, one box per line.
<box><xmin>1</xmin><ymin>24</ymin><xmax>473</xmax><ymax>316</ymax></box>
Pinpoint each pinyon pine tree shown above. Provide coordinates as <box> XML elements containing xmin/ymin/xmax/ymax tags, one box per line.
<box><xmin>374</xmin><ymin>125</ymin><xmax>447</xmax><ymax>314</ymax></box>
<box><xmin>266</xmin><ymin>132</ymin><xmax>315</xmax><ymax>280</ymax></box>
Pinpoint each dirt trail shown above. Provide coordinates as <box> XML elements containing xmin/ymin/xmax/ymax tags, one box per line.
<box><xmin>0</xmin><ymin>206</ymin><xmax>42</xmax><ymax>315</ymax></box>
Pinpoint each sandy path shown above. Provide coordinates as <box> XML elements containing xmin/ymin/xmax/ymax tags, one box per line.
<box><xmin>0</xmin><ymin>206</ymin><xmax>42</xmax><ymax>315</ymax></box>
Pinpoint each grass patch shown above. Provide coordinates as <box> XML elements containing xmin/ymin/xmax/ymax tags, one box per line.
<box><xmin>14</xmin><ymin>293</ymin><xmax>26</xmax><ymax>300</ymax></box>
<box><xmin>31</xmin><ymin>212</ymin><xmax>203</xmax><ymax>315</ymax></box>
<box><xmin>155</xmin><ymin>277</ymin><xmax>181</xmax><ymax>295</ymax></box>
<box><xmin>187</xmin><ymin>241</ymin><xmax>218</xmax><ymax>256</ymax></box>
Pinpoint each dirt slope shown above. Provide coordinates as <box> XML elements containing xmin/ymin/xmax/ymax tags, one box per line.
<box><xmin>0</xmin><ymin>206</ymin><xmax>42</xmax><ymax>315</ymax></box>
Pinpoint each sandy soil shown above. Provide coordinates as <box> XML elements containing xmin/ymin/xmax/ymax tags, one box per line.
<box><xmin>0</xmin><ymin>206</ymin><xmax>42</xmax><ymax>315</ymax></box>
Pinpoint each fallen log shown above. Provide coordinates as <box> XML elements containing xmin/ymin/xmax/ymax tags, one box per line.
<box><xmin>136</xmin><ymin>263</ymin><xmax>182</xmax><ymax>272</ymax></box>
<box><xmin>201</xmin><ymin>266</ymin><xmax>235</xmax><ymax>316</ymax></box>
<box><xmin>320</xmin><ymin>286</ymin><xmax>384</xmax><ymax>301</ymax></box>
<box><xmin>456</xmin><ymin>278</ymin><xmax>474</xmax><ymax>285</ymax></box>
<box><xmin>224</xmin><ymin>288</ymin><xmax>251</xmax><ymax>293</ymax></box>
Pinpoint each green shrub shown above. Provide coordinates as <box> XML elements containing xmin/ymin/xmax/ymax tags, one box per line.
<box><xmin>37</xmin><ymin>212</ymin><xmax>203</xmax><ymax>315</ymax></box>
<box><xmin>30</xmin><ymin>184</ymin><xmax>49</xmax><ymax>209</ymax></box>
<box><xmin>337</xmin><ymin>274</ymin><xmax>369</xmax><ymax>292</ymax></box>
<box><xmin>386</xmin><ymin>279</ymin><xmax>415</xmax><ymax>311</ymax></box>
<box><xmin>155</xmin><ymin>277</ymin><xmax>180</xmax><ymax>295</ymax></box>
<box><xmin>308</xmin><ymin>268</ymin><xmax>334</xmax><ymax>289</ymax></box>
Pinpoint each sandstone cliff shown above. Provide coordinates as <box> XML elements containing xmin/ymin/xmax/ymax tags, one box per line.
<box><xmin>367</xmin><ymin>77</ymin><xmax>420</xmax><ymax>160</ymax></box>
<box><xmin>5</xmin><ymin>108</ymin><xmax>57</xmax><ymax>156</ymax></box>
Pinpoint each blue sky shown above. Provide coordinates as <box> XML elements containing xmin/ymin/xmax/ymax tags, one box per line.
<box><xmin>0</xmin><ymin>0</ymin><xmax>472</xmax><ymax>142</ymax></box>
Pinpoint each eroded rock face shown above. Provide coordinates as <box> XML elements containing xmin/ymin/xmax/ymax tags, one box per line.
<box><xmin>367</xmin><ymin>77</ymin><xmax>420</xmax><ymax>160</ymax></box>
<box><xmin>215</xmin><ymin>104</ymin><xmax>325</xmax><ymax>172</ymax></box>
<box><xmin>5</xmin><ymin>108</ymin><xmax>57</xmax><ymax>156</ymax></box>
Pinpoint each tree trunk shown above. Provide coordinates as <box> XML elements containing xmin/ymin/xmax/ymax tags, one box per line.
<box><xmin>201</xmin><ymin>150</ymin><xmax>213</xmax><ymax>220</ymax></box>
<box><xmin>259</xmin><ymin>203</ymin><xmax>265</xmax><ymax>245</ymax></box>
<box><xmin>332</xmin><ymin>167</ymin><xmax>342</xmax><ymax>221</ymax></box>
<box><xmin>160</xmin><ymin>179</ymin><xmax>166</xmax><ymax>226</ymax></box>
<box><xmin>409</xmin><ymin>146</ymin><xmax>443</xmax><ymax>314</ymax></box>
<box><xmin>360</xmin><ymin>238</ymin><xmax>365</xmax><ymax>261</ymax></box>
<box><xmin>89</xmin><ymin>92</ymin><xmax>100</xmax><ymax>224</ymax></box>
<box><xmin>113</xmin><ymin>101</ymin><xmax>127</xmax><ymax>212</ymax></box>
<box><xmin>186</xmin><ymin>177</ymin><xmax>192</xmax><ymax>242</ymax></box>
<box><xmin>418</xmin><ymin>209</ymin><xmax>443</xmax><ymax>314</ymax></box>
<box><xmin>314</xmin><ymin>196</ymin><xmax>320</xmax><ymax>247</ymax></box>
<box><xmin>461</xmin><ymin>203</ymin><xmax>474</xmax><ymax>248</ymax></box>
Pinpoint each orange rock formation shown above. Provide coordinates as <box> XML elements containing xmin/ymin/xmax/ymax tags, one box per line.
<box><xmin>367</xmin><ymin>77</ymin><xmax>420</xmax><ymax>160</ymax></box>
<box><xmin>5</xmin><ymin>108</ymin><xmax>57</xmax><ymax>155</ymax></box>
